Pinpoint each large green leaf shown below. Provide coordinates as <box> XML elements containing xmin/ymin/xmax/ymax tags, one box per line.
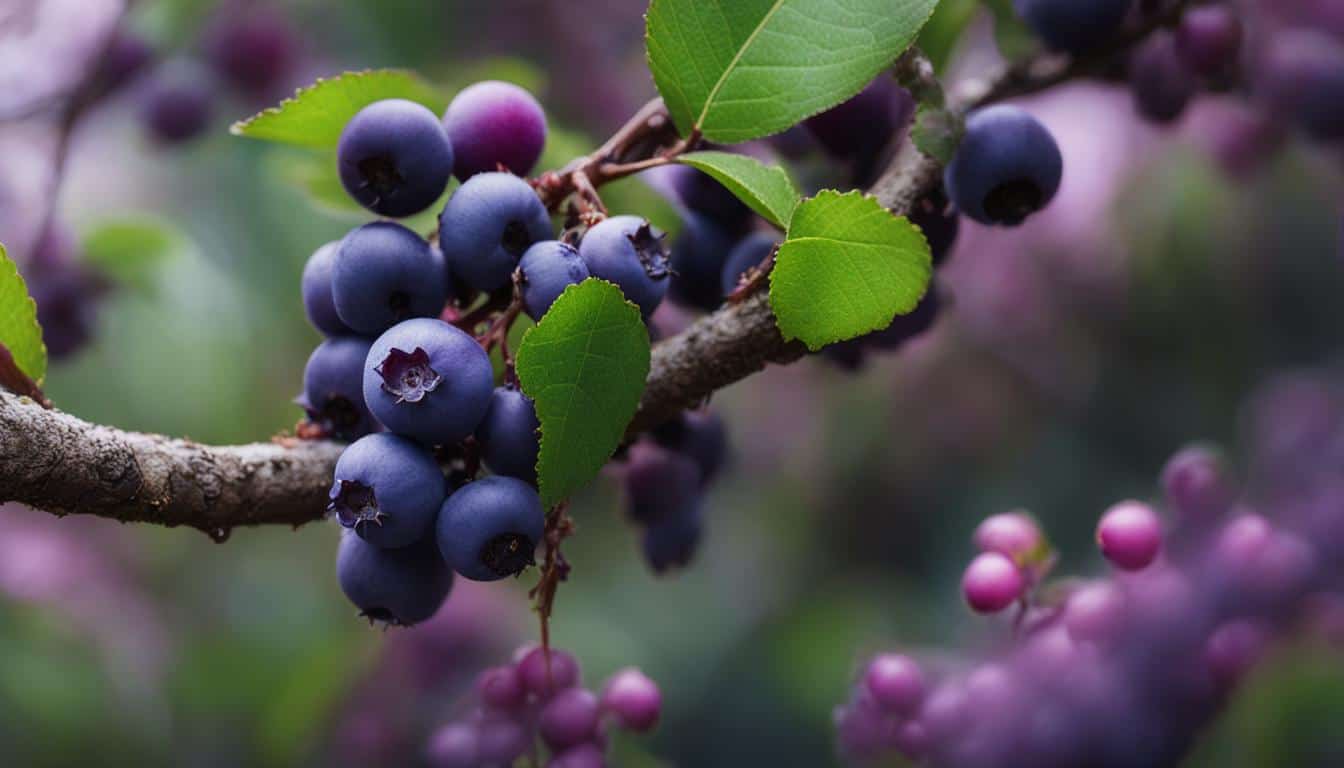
<box><xmin>0</xmin><ymin>243</ymin><xmax>47</xmax><ymax>384</ymax></box>
<box><xmin>516</xmin><ymin>279</ymin><xmax>651</xmax><ymax>508</ymax></box>
<box><xmin>646</xmin><ymin>0</ymin><xmax>940</xmax><ymax>142</ymax></box>
<box><xmin>770</xmin><ymin>190</ymin><xmax>931</xmax><ymax>351</ymax></box>
<box><xmin>81</xmin><ymin>217</ymin><xmax>188</xmax><ymax>294</ymax></box>
<box><xmin>677</xmin><ymin>151</ymin><xmax>800</xmax><ymax>228</ymax></box>
<box><xmin>230</xmin><ymin>70</ymin><xmax>448</xmax><ymax>149</ymax></box>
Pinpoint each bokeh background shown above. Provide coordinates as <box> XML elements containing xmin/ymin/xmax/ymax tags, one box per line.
<box><xmin>1</xmin><ymin>0</ymin><xmax>1342</xmax><ymax>766</ymax></box>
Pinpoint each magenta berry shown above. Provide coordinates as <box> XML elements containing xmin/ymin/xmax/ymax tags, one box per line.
<box><xmin>600</xmin><ymin>667</ymin><xmax>662</xmax><ymax>732</ymax></box>
<box><xmin>442</xmin><ymin>80</ymin><xmax>548</xmax><ymax>180</ymax></box>
<box><xmin>539</xmin><ymin>687</ymin><xmax>601</xmax><ymax>750</ymax></box>
<box><xmin>474</xmin><ymin>712</ymin><xmax>531</xmax><ymax>764</ymax></box>
<box><xmin>863</xmin><ymin>653</ymin><xmax>925</xmax><ymax>717</ymax></box>
<box><xmin>476</xmin><ymin>665</ymin><xmax>527</xmax><ymax>711</ymax></box>
<box><xmin>547</xmin><ymin>743</ymin><xmax>607</xmax><ymax>768</ymax></box>
<box><xmin>517</xmin><ymin>646</ymin><xmax>582</xmax><ymax>699</ymax></box>
<box><xmin>1161</xmin><ymin>444</ymin><xmax>1235</xmax><ymax>521</ymax></box>
<box><xmin>961</xmin><ymin>552</ymin><xmax>1025</xmax><ymax>613</ymax></box>
<box><xmin>1174</xmin><ymin>6</ymin><xmax>1243</xmax><ymax>79</ymax></box>
<box><xmin>1096</xmin><ymin>501</ymin><xmax>1163</xmax><ymax>571</ymax></box>
<box><xmin>1204</xmin><ymin>619</ymin><xmax>1268</xmax><ymax>688</ymax></box>
<box><xmin>426</xmin><ymin>722</ymin><xmax>478</xmax><ymax>768</ymax></box>
<box><xmin>973</xmin><ymin>511</ymin><xmax>1043</xmax><ymax>561</ymax></box>
<box><xmin>1063</xmin><ymin>581</ymin><xmax>1125</xmax><ymax>646</ymax></box>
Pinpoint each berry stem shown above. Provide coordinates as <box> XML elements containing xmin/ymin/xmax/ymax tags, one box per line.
<box><xmin>529</xmin><ymin>502</ymin><xmax>575</xmax><ymax>653</ymax></box>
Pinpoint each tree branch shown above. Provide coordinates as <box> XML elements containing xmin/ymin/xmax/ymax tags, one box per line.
<box><xmin>0</xmin><ymin>7</ymin><xmax>1183</xmax><ymax>533</ymax></box>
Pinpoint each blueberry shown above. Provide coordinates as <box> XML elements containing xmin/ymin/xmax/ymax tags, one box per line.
<box><xmin>476</xmin><ymin>386</ymin><xmax>541</xmax><ymax>483</ymax></box>
<box><xmin>23</xmin><ymin>231</ymin><xmax>102</xmax><ymax>360</ymax></box>
<box><xmin>336</xmin><ymin>531</ymin><xmax>453</xmax><ymax>627</ymax></box>
<box><xmin>667</xmin><ymin>162</ymin><xmax>753</xmax><ymax>234</ymax></box>
<box><xmin>436</xmin><ymin>476</ymin><xmax>545</xmax><ymax>581</ymax></box>
<box><xmin>866</xmin><ymin>286</ymin><xmax>941</xmax><ymax>350</ymax></box>
<box><xmin>141</xmin><ymin>68</ymin><xmax>214</xmax><ymax>145</ymax></box>
<box><xmin>332</xmin><ymin>222</ymin><xmax>447</xmax><ymax>335</ymax></box>
<box><xmin>805</xmin><ymin>76</ymin><xmax>915</xmax><ymax>185</ymax></box>
<box><xmin>301</xmin><ymin>241</ymin><xmax>351</xmax><ymax>336</ymax></box>
<box><xmin>641</xmin><ymin>501</ymin><xmax>703</xmax><ymax>574</ymax></box>
<box><xmin>944</xmin><ymin>105</ymin><xmax>1062</xmax><ymax>227</ymax></box>
<box><xmin>1013</xmin><ymin>0</ymin><xmax>1132</xmax><ymax>55</ymax></box>
<box><xmin>518</xmin><ymin>240</ymin><xmax>589</xmax><ymax>320</ymax></box>
<box><xmin>1130</xmin><ymin>32</ymin><xmax>1197</xmax><ymax>125</ymax></box>
<box><xmin>668</xmin><ymin>212</ymin><xmax>734</xmax><ymax>312</ymax></box>
<box><xmin>623</xmin><ymin>442</ymin><xmax>702</xmax><ymax>525</ymax></box>
<box><xmin>907</xmin><ymin>188</ymin><xmax>960</xmax><ymax>268</ymax></box>
<box><xmin>300</xmin><ymin>336</ymin><xmax>379</xmax><ymax>440</ymax></box>
<box><xmin>439</xmin><ymin>172</ymin><xmax>553</xmax><ymax>293</ymax></box>
<box><xmin>363</xmin><ymin>318</ymin><xmax>494</xmax><ymax>446</ymax></box>
<box><xmin>442</xmin><ymin>80</ymin><xmax>548</xmax><ymax>180</ymax></box>
<box><xmin>651</xmin><ymin>410</ymin><xmax>727</xmax><ymax>485</ymax></box>
<box><xmin>578</xmin><ymin>215</ymin><xmax>670</xmax><ymax>317</ymax></box>
<box><xmin>719</xmin><ymin>232</ymin><xmax>778</xmax><ymax>297</ymax></box>
<box><xmin>204</xmin><ymin>7</ymin><xmax>299</xmax><ymax>97</ymax></box>
<box><xmin>338</xmin><ymin>99</ymin><xmax>454</xmax><ymax>217</ymax></box>
<box><xmin>328</xmin><ymin>432</ymin><xmax>446</xmax><ymax>548</ymax></box>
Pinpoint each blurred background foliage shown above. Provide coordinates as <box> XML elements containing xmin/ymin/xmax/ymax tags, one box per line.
<box><xmin>0</xmin><ymin>0</ymin><xmax>1342</xmax><ymax>766</ymax></box>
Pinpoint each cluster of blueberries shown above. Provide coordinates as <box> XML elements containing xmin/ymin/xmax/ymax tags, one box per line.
<box><xmin>426</xmin><ymin>646</ymin><xmax>662</xmax><ymax>768</ymax></box>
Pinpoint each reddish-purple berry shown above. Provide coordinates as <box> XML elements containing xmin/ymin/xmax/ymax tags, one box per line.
<box><xmin>1096</xmin><ymin>501</ymin><xmax>1163</xmax><ymax>571</ymax></box>
<box><xmin>961</xmin><ymin>552</ymin><xmax>1025</xmax><ymax>613</ymax></box>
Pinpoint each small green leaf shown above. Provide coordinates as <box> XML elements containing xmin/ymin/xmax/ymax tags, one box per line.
<box><xmin>910</xmin><ymin>104</ymin><xmax>963</xmax><ymax>165</ymax></box>
<box><xmin>516</xmin><ymin>279</ymin><xmax>651</xmax><ymax>508</ymax></box>
<box><xmin>983</xmin><ymin>0</ymin><xmax>1039</xmax><ymax>61</ymax></box>
<box><xmin>646</xmin><ymin>0</ymin><xmax>940</xmax><ymax>142</ymax></box>
<box><xmin>770</xmin><ymin>190</ymin><xmax>931</xmax><ymax>351</ymax></box>
<box><xmin>231</xmin><ymin>70</ymin><xmax>448</xmax><ymax>149</ymax></box>
<box><xmin>677</xmin><ymin>151</ymin><xmax>800</xmax><ymax>228</ymax></box>
<box><xmin>268</xmin><ymin>151</ymin><xmax>454</xmax><ymax>231</ymax></box>
<box><xmin>0</xmin><ymin>243</ymin><xmax>47</xmax><ymax>385</ymax></box>
<box><xmin>81</xmin><ymin>217</ymin><xmax>188</xmax><ymax>294</ymax></box>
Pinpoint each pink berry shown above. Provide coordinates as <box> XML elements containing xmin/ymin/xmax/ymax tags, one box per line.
<box><xmin>1096</xmin><ymin>501</ymin><xmax>1162</xmax><ymax>571</ymax></box>
<box><xmin>539</xmin><ymin>688</ymin><xmax>601</xmax><ymax>750</ymax></box>
<box><xmin>1205</xmin><ymin>620</ymin><xmax>1268</xmax><ymax>687</ymax></box>
<box><xmin>1063</xmin><ymin>581</ymin><xmax>1125</xmax><ymax>646</ymax></box>
<box><xmin>517</xmin><ymin>646</ymin><xmax>581</xmax><ymax>699</ymax></box>
<box><xmin>973</xmin><ymin>511</ymin><xmax>1043</xmax><ymax>560</ymax></box>
<box><xmin>862</xmin><ymin>653</ymin><xmax>925</xmax><ymax>717</ymax></box>
<box><xmin>476</xmin><ymin>665</ymin><xmax>526</xmax><ymax>711</ymax></box>
<box><xmin>426</xmin><ymin>723</ymin><xmax>478</xmax><ymax>768</ymax></box>
<box><xmin>961</xmin><ymin>552</ymin><xmax>1025</xmax><ymax>613</ymax></box>
<box><xmin>600</xmin><ymin>667</ymin><xmax>662</xmax><ymax>732</ymax></box>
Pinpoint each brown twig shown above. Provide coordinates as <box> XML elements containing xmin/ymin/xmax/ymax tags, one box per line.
<box><xmin>528</xmin><ymin>502</ymin><xmax>575</xmax><ymax>651</ymax></box>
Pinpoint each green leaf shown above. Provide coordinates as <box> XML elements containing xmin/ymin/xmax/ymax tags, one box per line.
<box><xmin>917</xmin><ymin>0</ymin><xmax>981</xmax><ymax>71</ymax></box>
<box><xmin>516</xmin><ymin>279</ymin><xmax>651</xmax><ymax>507</ymax></box>
<box><xmin>231</xmin><ymin>70</ymin><xmax>448</xmax><ymax>149</ymax></box>
<box><xmin>646</xmin><ymin>0</ymin><xmax>940</xmax><ymax>142</ymax></box>
<box><xmin>983</xmin><ymin>0</ymin><xmax>1039</xmax><ymax>61</ymax></box>
<box><xmin>770</xmin><ymin>190</ymin><xmax>931</xmax><ymax>351</ymax></box>
<box><xmin>677</xmin><ymin>151</ymin><xmax>800</xmax><ymax>228</ymax></box>
<box><xmin>910</xmin><ymin>104</ymin><xmax>963</xmax><ymax>165</ymax></box>
<box><xmin>0</xmin><ymin>243</ymin><xmax>47</xmax><ymax>385</ymax></box>
<box><xmin>81</xmin><ymin>217</ymin><xmax>188</xmax><ymax>294</ymax></box>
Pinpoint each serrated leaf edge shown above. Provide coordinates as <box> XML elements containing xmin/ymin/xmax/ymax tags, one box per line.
<box><xmin>0</xmin><ymin>243</ymin><xmax>48</xmax><ymax>385</ymax></box>
<box><xmin>229</xmin><ymin>69</ymin><xmax>442</xmax><ymax>141</ymax></box>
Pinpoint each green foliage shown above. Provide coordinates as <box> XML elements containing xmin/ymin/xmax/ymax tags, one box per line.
<box><xmin>0</xmin><ymin>243</ymin><xmax>47</xmax><ymax>385</ymax></box>
<box><xmin>516</xmin><ymin>279</ymin><xmax>651</xmax><ymax>508</ymax></box>
<box><xmin>677</xmin><ymin>151</ymin><xmax>800</xmax><ymax>228</ymax></box>
<box><xmin>911</xmin><ymin>103</ymin><xmax>963</xmax><ymax>165</ymax></box>
<box><xmin>918</xmin><ymin>0</ymin><xmax>981</xmax><ymax>71</ymax></box>
<box><xmin>770</xmin><ymin>191</ymin><xmax>931</xmax><ymax>351</ymax></box>
<box><xmin>983</xmin><ymin>0</ymin><xmax>1038</xmax><ymax>60</ymax></box>
<box><xmin>646</xmin><ymin>0</ymin><xmax>940</xmax><ymax>142</ymax></box>
<box><xmin>81</xmin><ymin>217</ymin><xmax>189</xmax><ymax>295</ymax></box>
<box><xmin>231</xmin><ymin>70</ymin><xmax>448</xmax><ymax>149</ymax></box>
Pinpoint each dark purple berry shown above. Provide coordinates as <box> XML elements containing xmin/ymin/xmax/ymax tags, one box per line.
<box><xmin>476</xmin><ymin>665</ymin><xmax>527</xmax><ymax>711</ymax></box>
<box><xmin>23</xmin><ymin>231</ymin><xmax>102</xmax><ymax>360</ymax></box>
<box><xmin>142</xmin><ymin>68</ymin><xmax>213</xmax><ymax>145</ymax></box>
<box><xmin>806</xmin><ymin>76</ymin><xmax>915</xmax><ymax>185</ymax></box>
<box><xmin>439</xmin><ymin>172</ymin><xmax>553</xmax><ymax>293</ymax></box>
<box><xmin>668</xmin><ymin>212</ymin><xmax>734</xmax><ymax>312</ymax></box>
<box><xmin>1013</xmin><ymin>0</ymin><xmax>1133</xmax><ymax>55</ymax></box>
<box><xmin>476</xmin><ymin>386</ymin><xmax>541</xmax><ymax>484</ymax></box>
<box><xmin>866</xmin><ymin>287</ymin><xmax>940</xmax><ymax>351</ymax></box>
<box><xmin>578</xmin><ymin>215</ymin><xmax>670</xmax><ymax>317</ymax></box>
<box><xmin>1258</xmin><ymin>29</ymin><xmax>1344</xmax><ymax>141</ymax></box>
<box><xmin>1175</xmin><ymin>6</ymin><xmax>1242</xmax><ymax>79</ymax></box>
<box><xmin>641</xmin><ymin>501</ymin><xmax>703</xmax><ymax>574</ymax></box>
<box><xmin>474</xmin><ymin>712</ymin><xmax>531</xmax><ymax>764</ymax></box>
<box><xmin>300</xmin><ymin>336</ymin><xmax>378</xmax><ymax>440</ymax></box>
<box><xmin>436</xmin><ymin>476</ymin><xmax>544</xmax><ymax>581</ymax></box>
<box><xmin>667</xmin><ymin>162</ymin><xmax>753</xmax><ymax>234</ymax></box>
<box><xmin>1161</xmin><ymin>444</ymin><xmax>1235</xmax><ymax>522</ymax></box>
<box><xmin>332</xmin><ymin>222</ymin><xmax>447</xmax><ymax>335</ymax></box>
<box><xmin>539</xmin><ymin>687</ymin><xmax>601</xmax><ymax>750</ymax></box>
<box><xmin>623</xmin><ymin>442</ymin><xmax>702</xmax><ymax>525</ymax></box>
<box><xmin>907</xmin><ymin>188</ymin><xmax>960</xmax><ymax>268</ymax></box>
<box><xmin>944</xmin><ymin>106</ymin><xmax>1062</xmax><ymax>227</ymax></box>
<box><xmin>547</xmin><ymin>743</ymin><xmax>606</xmax><ymax>768</ymax></box>
<box><xmin>301</xmin><ymin>241</ymin><xmax>351</xmax><ymax>336</ymax></box>
<box><xmin>1130</xmin><ymin>32</ymin><xmax>1198</xmax><ymax>125</ymax></box>
<box><xmin>329</xmin><ymin>432</ymin><xmax>446</xmax><ymax>548</ymax></box>
<box><xmin>90</xmin><ymin>27</ymin><xmax>153</xmax><ymax>97</ymax></box>
<box><xmin>518</xmin><ymin>240</ymin><xmax>589</xmax><ymax>320</ymax></box>
<box><xmin>204</xmin><ymin>7</ymin><xmax>299</xmax><ymax>97</ymax></box>
<box><xmin>362</xmin><ymin>317</ymin><xmax>494</xmax><ymax>445</ymax></box>
<box><xmin>650</xmin><ymin>409</ymin><xmax>727</xmax><ymax>485</ymax></box>
<box><xmin>442</xmin><ymin>80</ymin><xmax>548</xmax><ymax>180</ymax></box>
<box><xmin>719</xmin><ymin>232</ymin><xmax>778</xmax><ymax>297</ymax></box>
<box><xmin>601</xmin><ymin>668</ymin><xmax>661</xmax><ymax>732</ymax></box>
<box><xmin>338</xmin><ymin>99</ymin><xmax>454</xmax><ymax>218</ymax></box>
<box><xmin>336</xmin><ymin>532</ymin><xmax>453</xmax><ymax>627</ymax></box>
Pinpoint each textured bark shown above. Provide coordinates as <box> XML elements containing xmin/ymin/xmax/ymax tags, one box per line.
<box><xmin>0</xmin><ymin>392</ymin><xmax>343</xmax><ymax>537</ymax></box>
